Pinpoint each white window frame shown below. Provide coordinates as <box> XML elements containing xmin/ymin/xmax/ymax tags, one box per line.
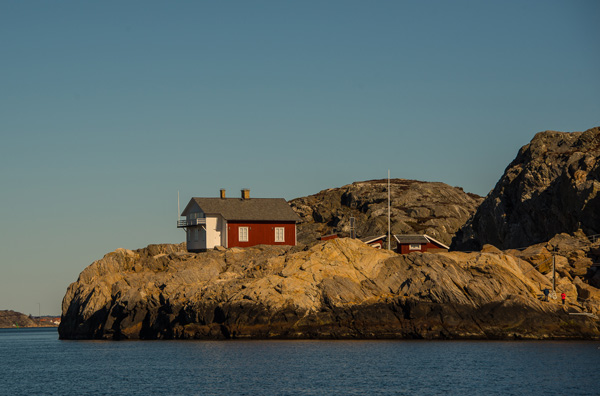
<box><xmin>409</xmin><ymin>243</ymin><xmax>421</xmax><ymax>250</ymax></box>
<box><xmin>239</xmin><ymin>226</ymin><xmax>249</xmax><ymax>242</ymax></box>
<box><xmin>275</xmin><ymin>227</ymin><xmax>285</xmax><ymax>242</ymax></box>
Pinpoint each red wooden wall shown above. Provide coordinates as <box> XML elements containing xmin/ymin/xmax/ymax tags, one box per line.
<box><xmin>367</xmin><ymin>238</ymin><xmax>385</xmax><ymax>249</ymax></box>
<box><xmin>319</xmin><ymin>234</ymin><xmax>339</xmax><ymax>241</ymax></box>
<box><xmin>227</xmin><ymin>221</ymin><xmax>296</xmax><ymax>248</ymax></box>
<box><xmin>397</xmin><ymin>242</ymin><xmax>447</xmax><ymax>254</ymax></box>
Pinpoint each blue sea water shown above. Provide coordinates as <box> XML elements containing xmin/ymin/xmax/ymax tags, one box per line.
<box><xmin>0</xmin><ymin>328</ymin><xmax>599</xmax><ymax>395</ymax></box>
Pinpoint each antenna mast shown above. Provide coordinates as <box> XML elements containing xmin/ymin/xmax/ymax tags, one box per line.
<box><xmin>387</xmin><ymin>170</ymin><xmax>391</xmax><ymax>250</ymax></box>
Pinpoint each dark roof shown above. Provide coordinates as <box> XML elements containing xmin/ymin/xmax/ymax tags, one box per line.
<box><xmin>183</xmin><ymin>198</ymin><xmax>300</xmax><ymax>222</ymax></box>
<box><xmin>393</xmin><ymin>234</ymin><xmax>450</xmax><ymax>249</ymax></box>
<box><xmin>394</xmin><ymin>235</ymin><xmax>429</xmax><ymax>244</ymax></box>
<box><xmin>360</xmin><ymin>235</ymin><xmax>387</xmax><ymax>244</ymax></box>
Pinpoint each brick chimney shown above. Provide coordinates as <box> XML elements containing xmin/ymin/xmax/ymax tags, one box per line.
<box><xmin>241</xmin><ymin>189</ymin><xmax>250</xmax><ymax>200</ymax></box>
<box><xmin>220</xmin><ymin>189</ymin><xmax>226</xmax><ymax>199</ymax></box>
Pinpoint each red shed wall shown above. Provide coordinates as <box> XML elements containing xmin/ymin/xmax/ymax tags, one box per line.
<box><xmin>227</xmin><ymin>221</ymin><xmax>296</xmax><ymax>248</ymax></box>
<box><xmin>366</xmin><ymin>238</ymin><xmax>385</xmax><ymax>249</ymax></box>
<box><xmin>397</xmin><ymin>242</ymin><xmax>446</xmax><ymax>254</ymax></box>
<box><xmin>319</xmin><ymin>234</ymin><xmax>339</xmax><ymax>241</ymax></box>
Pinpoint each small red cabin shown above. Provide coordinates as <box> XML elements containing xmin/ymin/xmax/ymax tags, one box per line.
<box><xmin>394</xmin><ymin>234</ymin><xmax>449</xmax><ymax>254</ymax></box>
<box><xmin>318</xmin><ymin>233</ymin><xmax>340</xmax><ymax>242</ymax></box>
<box><xmin>360</xmin><ymin>235</ymin><xmax>387</xmax><ymax>249</ymax></box>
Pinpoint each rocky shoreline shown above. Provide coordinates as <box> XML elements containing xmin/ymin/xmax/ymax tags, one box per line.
<box><xmin>59</xmin><ymin>238</ymin><xmax>600</xmax><ymax>340</ymax></box>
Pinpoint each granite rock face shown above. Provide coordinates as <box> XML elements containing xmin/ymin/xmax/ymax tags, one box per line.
<box><xmin>59</xmin><ymin>239</ymin><xmax>600</xmax><ymax>340</ymax></box>
<box><xmin>453</xmin><ymin>127</ymin><xmax>600</xmax><ymax>250</ymax></box>
<box><xmin>290</xmin><ymin>179</ymin><xmax>482</xmax><ymax>247</ymax></box>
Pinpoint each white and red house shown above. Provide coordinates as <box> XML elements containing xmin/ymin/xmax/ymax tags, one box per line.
<box><xmin>178</xmin><ymin>189</ymin><xmax>300</xmax><ymax>252</ymax></box>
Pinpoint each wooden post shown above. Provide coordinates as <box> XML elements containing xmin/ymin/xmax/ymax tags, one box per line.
<box><xmin>552</xmin><ymin>255</ymin><xmax>556</xmax><ymax>292</ymax></box>
<box><xmin>387</xmin><ymin>170</ymin><xmax>391</xmax><ymax>250</ymax></box>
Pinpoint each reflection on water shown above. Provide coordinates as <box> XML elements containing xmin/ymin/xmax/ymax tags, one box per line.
<box><xmin>1</xmin><ymin>328</ymin><xmax>598</xmax><ymax>395</ymax></box>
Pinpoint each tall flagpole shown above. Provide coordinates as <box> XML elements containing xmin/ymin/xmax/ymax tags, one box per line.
<box><xmin>177</xmin><ymin>190</ymin><xmax>180</xmax><ymax>222</ymax></box>
<box><xmin>388</xmin><ymin>170</ymin><xmax>391</xmax><ymax>250</ymax></box>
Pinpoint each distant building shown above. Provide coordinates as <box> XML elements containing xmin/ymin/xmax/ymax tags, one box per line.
<box><xmin>359</xmin><ymin>235</ymin><xmax>387</xmax><ymax>249</ymax></box>
<box><xmin>318</xmin><ymin>233</ymin><xmax>340</xmax><ymax>242</ymax></box>
<box><xmin>316</xmin><ymin>233</ymin><xmax>387</xmax><ymax>249</ymax></box>
<box><xmin>394</xmin><ymin>234</ymin><xmax>449</xmax><ymax>254</ymax></box>
<box><xmin>178</xmin><ymin>189</ymin><xmax>300</xmax><ymax>252</ymax></box>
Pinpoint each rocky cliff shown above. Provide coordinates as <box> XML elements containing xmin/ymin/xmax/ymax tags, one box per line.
<box><xmin>290</xmin><ymin>179</ymin><xmax>482</xmax><ymax>246</ymax></box>
<box><xmin>453</xmin><ymin>126</ymin><xmax>600</xmax><ymax>250</ymax></box>
<box><xmin>59</xmin><ymin>239</ymin><xmax>600</xmax><ymax>340</ymax></box>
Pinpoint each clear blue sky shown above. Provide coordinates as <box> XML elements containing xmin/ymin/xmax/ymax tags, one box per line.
<box><xmin>1</xmin><ymin>1</ymin><xmax>599</xmax><ymax>316</ymax></box>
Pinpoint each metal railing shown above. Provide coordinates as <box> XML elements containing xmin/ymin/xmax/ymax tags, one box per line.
<box><xmin>177</xmin><ymin>218</ymin><xmax>206</xmax><ymax>228</ymax></box>
<box><xmin>585</xmin><ymin>234</ymin><xmax>600</xmax><ymax>244</ymax></box>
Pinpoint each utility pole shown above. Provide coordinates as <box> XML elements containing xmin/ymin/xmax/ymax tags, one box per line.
<box><xmin>552</xmin><ymin>254</ymin><xmax>556</xmax><ymax>293</ymax></box>
<box><xmin>387</xmin><ymin>170</ymin><xmax>391</xmax><ymax>250</ymax></box>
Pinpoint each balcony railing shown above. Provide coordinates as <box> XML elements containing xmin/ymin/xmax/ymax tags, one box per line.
<box><xmin>177</xmin><ymin>218</ymin><xmax>206</xmax><ymax>228</ymax></box>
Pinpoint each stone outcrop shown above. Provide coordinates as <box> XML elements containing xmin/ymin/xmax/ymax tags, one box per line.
<box><xmin>453</xmin><ymin>126</ymin><xmax>600</xmax><ymax>250</ymax></box>
<box><xmin>59</xmin><ymin>240</ymin><xmax>600</xmax><ymax>340</ymax></box>
<box><xmin>290</xmin><ymin>179</ymin><xmax>482</xmax><ymax>246</ymax></box>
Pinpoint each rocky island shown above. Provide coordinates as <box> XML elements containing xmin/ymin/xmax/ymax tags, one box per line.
<box><xmin>59</xmin><ymin>126</ymin><xmax>600</xmax><ymax>340</ymax></box>
<box><xmin>0</xmin><ymin>310</ymin><xmax>58</xmax><ymax>328</ymax></box>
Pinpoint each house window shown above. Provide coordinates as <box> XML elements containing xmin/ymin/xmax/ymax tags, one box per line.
<box><xmin>239</xmin><ymin>227</ymin><xmax>249</xmax><ymax>242</ymax></box>
<box><xmin>194</xmin><ymin>228</ymin><xmax>199</xmax><ymax>242</ymax></box>
<box><xmin>409</xmin><ymin>244</ymin><xmax>421</xmax><ymax>250</ymax></box>
<box><xmin>275</xmin><ymin>227</ymin><xmax>285</xmax><ymax>242</ymax></box>
<box><xmin>188</xmin><ymin>212</ymin><xmax>204</xmax><ymax>221</ymax></box>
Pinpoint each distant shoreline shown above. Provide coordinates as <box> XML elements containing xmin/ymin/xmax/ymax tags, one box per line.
<box><xmin>0</xmin><ymin>310</ymin><xmax>60</xmax><ymax>328</ymax></box>
<box><xmin>0</xmin><ymin>326</ymin><xmax>58</xmax><ymax>329</ymax></box>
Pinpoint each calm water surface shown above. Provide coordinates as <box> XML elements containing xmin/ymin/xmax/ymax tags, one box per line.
<box><xmin>1</xmin><ymin>328</ymin><xmax>599</xmax><ymax>395</ymax></box>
